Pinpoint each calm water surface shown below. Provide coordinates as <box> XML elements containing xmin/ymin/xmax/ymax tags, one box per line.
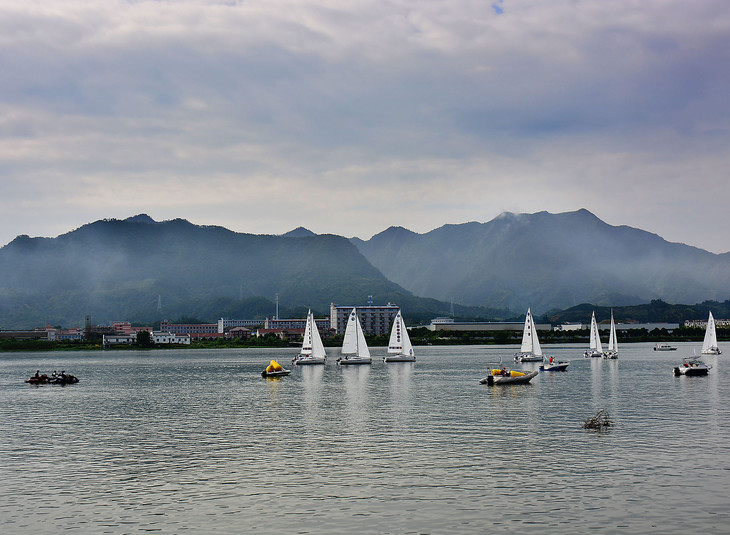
<box><xmin>1</xmin><ymin>343</ymin><xmax>728</xmax><ymax>533</ymax></box>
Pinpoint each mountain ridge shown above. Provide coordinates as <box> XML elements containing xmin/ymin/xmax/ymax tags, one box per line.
<box><xmin>1</xmin><ymin>210</ymin><xmax>729</xmax><ymax>328</ymax></box>
<box><xmin>351</xmin><ymin>209</ymin><xmax>730</xmax><ymax>313</ymax></box>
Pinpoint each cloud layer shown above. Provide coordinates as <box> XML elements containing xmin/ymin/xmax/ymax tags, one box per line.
<box><xmin>1</xmin><ymin>0</ymin><xmax>729</xmax><ymax>252</ymax></box>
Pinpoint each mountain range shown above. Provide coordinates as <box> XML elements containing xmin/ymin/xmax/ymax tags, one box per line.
<box><xmin>351</xmin><ymin>209</ymin><xmax>730</xmax><ymax>313</ymax></box>
<box><xmin>0</xmin><ymin>215</ymin><xmax>492</xmax><ymax>328</ymax></box>
<box><xmin>0</xmin><ymin>209</ymin><xmax>728</xmax><ymax>328</ymax></box>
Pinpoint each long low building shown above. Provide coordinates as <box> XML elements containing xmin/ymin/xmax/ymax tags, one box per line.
<box><xmin>426</xmin><ymin>317</ymin><xmax>551</xmax><ymax>332</ymax></box>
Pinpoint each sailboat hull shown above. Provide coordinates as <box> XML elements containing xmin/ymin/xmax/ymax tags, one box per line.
<box><xmin>337</xmin><ymin>357</ymin><xmax>372</xmax><ymax>365</ymax></box>
<box><xmin>384</xmin><ymin>355</ymin><xmax>416</xmax><ymax>362</ymax></box>
<box><xmin>701</xmin><ymin>348</ymin><xmax>722</xmax><ymax>355</ymax></box>
<box><xmin>293</xmin><ymin>356</ymin><xmax>326</xmax><ymax>365</ymax></box>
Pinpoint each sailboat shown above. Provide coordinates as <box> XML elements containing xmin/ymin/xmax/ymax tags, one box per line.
<box><xmin>384</xmin><ymin>310</ymin><xmax>416</xmax><ymax>362</ymax></box>
<box><xmin>603</xmin><ymin>310</ymin><xmax>618</xmax><ymax>359</ymax></box>
<box><xmin>292</xmin><ymin>310</ymin><xmax>327</xmax><ymax>365</ymax></box>
<box><xmin>584</xmin><ymin>311</ymin><xmax>604</xmax><ymax>358</ymax></box>
<box><xmin>514</xmin><ymin>307</ymin><xmax>545</xmax><ymax>363</ymax></box>
<box><xmin>701</xmin><ymin>311</ymin><xmax>722</xmax><ymax>355</ymax></box>
<box><xmin>337</xmin><ymin>308</ymin><xmax>372</xmax><ymax>365</ymax></box>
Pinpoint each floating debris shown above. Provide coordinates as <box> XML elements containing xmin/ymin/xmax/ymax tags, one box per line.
<box><xmin>583</xmin><ymin>408</ymin><xmax>612</xmax><ymax>430</ymax></box>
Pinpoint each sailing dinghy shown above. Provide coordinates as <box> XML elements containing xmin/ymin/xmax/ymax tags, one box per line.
<box><xmin>584</xmin><ymin>311</ymin><xmax>604</xmax><ymax>358</ymax></box>
<box><xmin>384</xmin><ymin>310</ymin><xmax>415</xmax><ymax>362</ymax></box>
<box><xmin>514</xmin><ymin>308</ymin><xmax>545</xmax><ymax>363</ymax></box>
<box><xmin>337</xmin><ymin>309</ymin><xmax>372</xmax><ymax>365</ymax></box>
<box><xmin>603</xmin><ymin>310</ymin><xmax>618</xmax><ymax>359</ymax></box>
<box><xmin>701</xmin><ymin>311</ymin><xmax>722</xmax><ymax>355</ymax></box>
<box><xmin>292</xmin><ymin>310</ymin><xmax>327</xmax><ymax>365</ymax></box>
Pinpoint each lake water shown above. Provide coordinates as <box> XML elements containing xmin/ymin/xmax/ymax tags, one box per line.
<box><xmin>1</xmin><ymin>343</ymin><xmax>728</xmax><ymax>534</ymax></box>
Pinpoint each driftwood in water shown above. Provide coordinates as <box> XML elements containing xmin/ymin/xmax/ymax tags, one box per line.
<box><xmin>583</xmin><ymin>408</ymin><xmax>612</xmax><ymax>430</ymax></box>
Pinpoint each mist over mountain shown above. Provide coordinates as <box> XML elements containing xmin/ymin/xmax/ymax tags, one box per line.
<box><xmin>2</xmin><ymin>210</ymin><xmax>728</xmax><ymax>329</ymax></box>
<box><xmin>0</xmin><ymin>216</ymin><xmax>501</xmax><ymax>328</ymax></box>
<box><xmin>352</xmin><ymin>209</ymin><xmax>730</xmax><ymax>314</ymax></box>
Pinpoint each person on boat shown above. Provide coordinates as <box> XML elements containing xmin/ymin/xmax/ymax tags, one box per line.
<box><xmin>501</xmin><ymin>367</ymin><xmax>509</xmax><ymax>376</ymax></box>
<box><xmin>35</xmin><ymin>370</ymin><xmax>40</xmax><ymax>379</ymax></box>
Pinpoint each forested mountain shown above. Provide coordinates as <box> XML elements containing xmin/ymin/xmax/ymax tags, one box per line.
<box><xmin>352</xmin><ymin>209</ymin><xmax>730</xmax><ymax>314</ymax></box>
<box><xmin>0</xmin><ymin>215</ymin><xmax>478</xmax><ymax>328</ymax></box>
<box><xmin>2</xmin><ymin>210</ymin><xmax>728</xmax><ymax>329</ymax></box>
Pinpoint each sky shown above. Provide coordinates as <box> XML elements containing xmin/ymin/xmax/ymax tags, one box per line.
<box><xmin>1</xmin><ymin>0</ymin><xmax>730</xmax><ymax>252</ymax></box>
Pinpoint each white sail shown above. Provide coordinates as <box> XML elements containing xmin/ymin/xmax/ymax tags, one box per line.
<box><xmin>589</xmin><ymin>311</ymin><xmax>603</xmax><ymax>352</ymax></box>
<box><xmin>342</xmin><ymin>308</ymin><xmax>370</xmax><ymax>358</ymax></box>
<box><xmin>300</xmin><ymin>309</ymin><xmax>314</xmax><ymax>355</ymax></box>
<box><xmin>702</xmin><ymin>311</ymin><xmax>719</xmax><ymax>354</ymax></box>
<box><xmin>388</xmin><ymin>311</ymin><xmax>414</xmax><ymax>357</ymax></box>
<box><xmin>607</xmin><ymin>311</ymin><xmax>618</xmax><ymax>353</ymax></box>
<box><xmin>309</xmin><ymin>311</ymin><xmax>327</xmax><ymax>359</ymax></box>
<box><xmin>519</xmin><ymin>308</ymin><xmax>542</xmax><ymax>357</ymax></box>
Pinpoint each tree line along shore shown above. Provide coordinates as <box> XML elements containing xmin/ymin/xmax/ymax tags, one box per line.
<box><xmin>0</xmin><ymin>326</ymin><xmax>721</xmax><ymax>352</ymax></box>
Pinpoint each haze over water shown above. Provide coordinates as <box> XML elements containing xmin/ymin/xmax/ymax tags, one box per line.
<box><xmin>1</xmin><ymin>343</ymin><xmax>728</xmax><ymax>533</ymax></box>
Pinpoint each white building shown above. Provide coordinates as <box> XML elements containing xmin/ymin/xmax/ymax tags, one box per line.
<box><xmin>330</xmin><ymin>303</ymin><xmax>400</xmax><ymax>336</ymax></box>
<box><xmin>152</xmin><ymin>331</ymin><xmax>191</xmax><ymax>345</ymax></box>
<box><xmin>103</xmin><ymin>333</ymin><xmax>137</xmax><ymax>347</ymax></box>
<box><xmin>428</xmin><ymin>319</ymin><xmax>548</xmax><ymax>332</ymax></box>
<box><xmin>217</xmin><ymin>318</ymin><xmax>265</xmax><ymax>333</ymax></box>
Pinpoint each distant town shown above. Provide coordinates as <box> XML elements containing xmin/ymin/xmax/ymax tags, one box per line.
<box><xmin>0</xmin><ymin>301</ymin><xmax>726</xmax><ymax>350</ymax></box>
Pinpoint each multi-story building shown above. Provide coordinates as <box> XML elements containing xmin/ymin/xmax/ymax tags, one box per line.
<box><xmin>264</xmin><ymin>317</ymin><xmax>330</xmax><ymax>332</ymax></box>
<box><xmin>160</xmin><ymin>321</ymin><xmax>218</xmax><ymax>336</ymax></box>
<box><xmin>217</xmin><ymin>318</ymin><xmax>265</xmax><ymax>333</ymax></box>
<box><xmin>330</xmin><ymin>303</ymin><xmax>400</xmax><ymax>336</ymax></box>
<box><xmin>112</xmin><ymin>322</ymin><xmax>134</xmax><ymax>335</ymax></box>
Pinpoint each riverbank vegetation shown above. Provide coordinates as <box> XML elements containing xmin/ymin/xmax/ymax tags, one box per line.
<box><xmin>0</xmin><ymin>326</ymin><xmax>724</xmax><ymax>352</ymax></box>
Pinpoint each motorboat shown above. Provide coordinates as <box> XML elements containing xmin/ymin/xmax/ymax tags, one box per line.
<box><xmin>25</xmin><ymin>372</ymin><xmax>79</xmax><ymax>385</ymax></box>
<box><xmin>480</xmin><ymin>368</ymin><xmax>539</xmax><ymax>386</ymax></box>
<box><xmin>653</xmin><ymin>343</ymin><xmax>677</xmax><ymax>351</ymax></box>
<box><xmin>673</xmin><ymin>357</ymin><xmax>710</xmax><ymax>376</ymax></box>
<box><xmin>261</xmin><ymin>360</ymin><xmax>291</xmax><ymax>377</ymax></box>
<box><xmin>539</xmin><ymin>357</ymin><xmax>569</xmax><ymax>372</ymax></box>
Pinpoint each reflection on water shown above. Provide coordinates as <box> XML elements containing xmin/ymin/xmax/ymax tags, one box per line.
<box><xmin>1</xmin><ymin>343</ymin><xmax>729</xmax><ymax>534</ymax></box>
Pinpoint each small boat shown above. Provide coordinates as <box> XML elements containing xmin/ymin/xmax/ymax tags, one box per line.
<box><xmin>673</xmin><ymin>357</ymin><xmax>711</xmax><ymax>376</ymax></box>
<box><xmin>25</xmin><ymin>371</ymin><xmax>79</xmax><ymax>385</ymax></box>
<box><xmin>292</xmin><ymin>310</ymin><xmax>327</xmax><ymax>365</ymax></box>
<box><xmin>480</xmin><ymin>367</ymin><xmax>539</xmax><ymax>386</ymax></box>
<box><xmin>584</xmin><ymin>311</ymin><xmax>604</xmax><ymax>358</ymax></box>
<box><xmin>261</xmin><ymin>360</ymin><xmax>291</xmax><ymax>377</ymax></box>
<box><xmin>653</xmin><ymin>343</ymin><xmax>677</xmax><ymax>351</ymax></box>
<box><xmin>384</xmin><ymin>310</ymin><xmax>416</xmax><ymax>362</ymax></box>
<box><xmin>336</xmin><ymin>308</ymin><xmax>372</xmax><ymax>365</ymax></box>
<box><xmin>701</xmin><ymin>311</ymin><xmax>722</xmax><ymax>355</ymax></box>
<box><xmin>539</xmin><ymin>356</ymin><xmax>569</xmax><ymax>372</ymax></box>
<box><xmin>514</xmin><ymin>307</ymin><xmax>547</xmax><ymax>363</ymax></box>
<box><xmin>603</xmin><ymin>310</ymin><xmax>618</xmax><ymax>359</ymax></box>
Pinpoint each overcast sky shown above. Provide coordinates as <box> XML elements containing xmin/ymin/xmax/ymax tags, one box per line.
<box><xmin>1</xmin><ymin>0</ymin><xmax>729</xmax><ymax>252</ymax></box>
